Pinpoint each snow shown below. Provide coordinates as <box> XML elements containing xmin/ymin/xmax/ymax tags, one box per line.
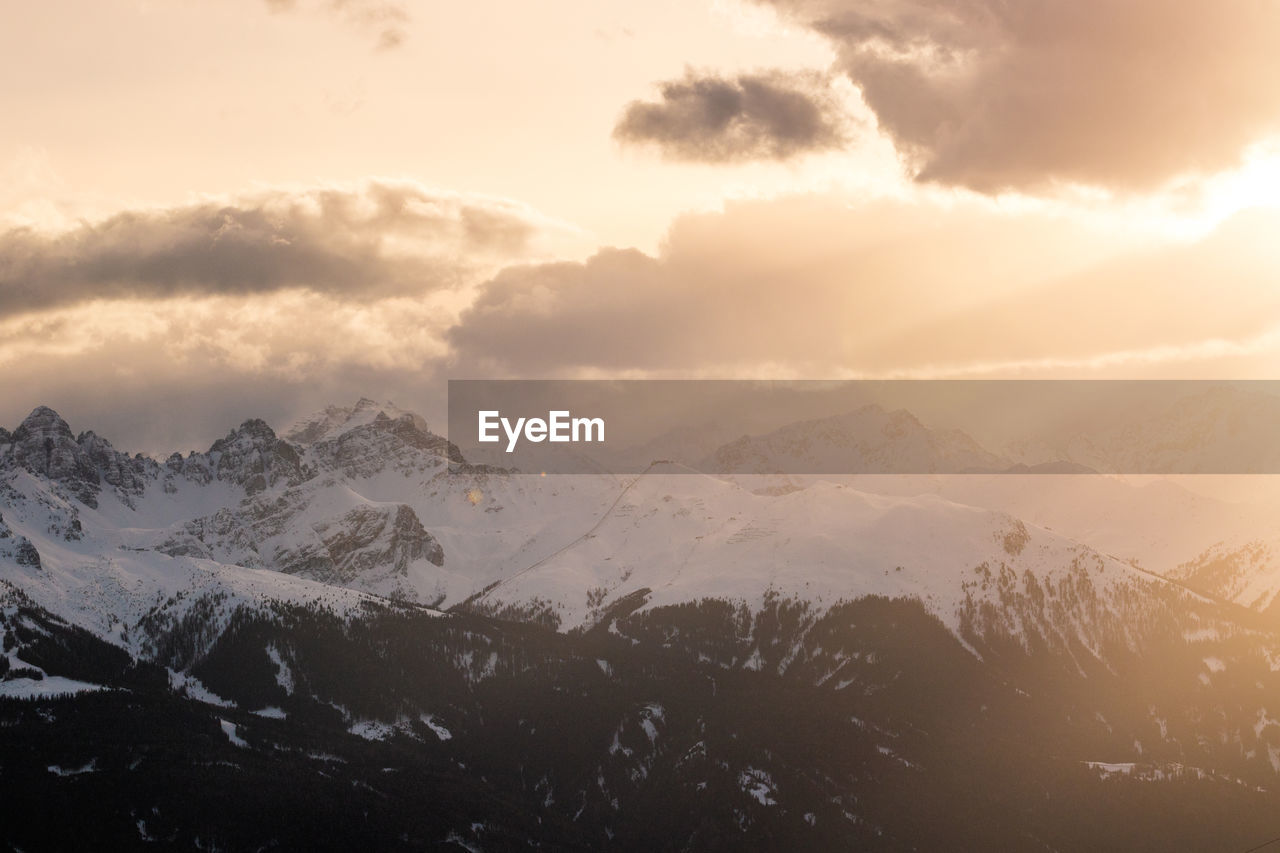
<box><xmin>284</xmin><ymin>399</ymin><xmax>426</xmax><ymax>446</ymax></box>
<box><xmin>421</xmin><ymin>714</ymin><xmax>452</xmax><ymax>741</ymax></box>
<box><xmin>47</xmin><ymin>759</ymin><xmax>97</xmax><ymax>776</ymax></box>
<box><xmin>638</xmin><ymin>703</ymin><xmax>664</xmax><ymax>744</ymax></box>
<box><xmin>252</xmin><ymin>706</ymin><xmax>287</xmax><ymax>719</ymax></box>
<box><xmin>349</xmin><ymin>716</ymin><xmax>434</xmax><ymax>741</ymax></box>
<box><xmin>1084</xmin><ymin>760</ymin><xmax>1238</xmax><ymax>783</ymax></box>
<box><xmin>443</xmin><ymin>831</ymin><xmax>483</xmax><ymax>853</ymax></box>
<box><xmin>0</xmin><ymin>675</ymin><xmax>108</xmax><ymax>699</ymax></box>
<box><xmin>169</xmin><ymin>670</ymin><xmax>234</xmax><ymax>708</ymax></box>
<box><xmin>349</xmin><ymin>719</ymin><xmax>397</xmax><ymax>741</ymax></box>
<box><xmin>6</xmin><ymin>397</ymin><xmax>1276</xmax><ymax>675</ymax></box>
<box><xmin>265</xmin><ymin>644</ymin><xmax>294</xmax><ymax>695</ymax></box>
<box><xmin>738</xmin><ymin>768</ymin><xmax>778</xmax><ymax>806</ymax></box>
<box><xmin>1255</xmin><ymin>708</ymin><xmax>1280</xmax><ymax>739</ymax></box>
<box><xmin>1085</xmin><ymin>761</ymin><xmax>1135</xmax><ymax>778</ymax></box>
<box><xmin>471</xmin><ymin>470</ymin><xmax>1201</xmax><ymax>654</ymax></box>
<box><xmin>0</xmin><ymin>468</ymin><xmax>391</xmax><ymax>657</ymax></box>
<box><xmin>608</xmin><ymin>729</ymin><xmax>628</xmax><ymax>757</ymax></box>
<box><xmin>640</xmin><ymin>717</ymin><xmax>659</xmax><ymax>744</ymax></box>
<box><xmin>219</xmin><ymin>718</ymin><xmax>249</xmax><ymax>748</ymax></box>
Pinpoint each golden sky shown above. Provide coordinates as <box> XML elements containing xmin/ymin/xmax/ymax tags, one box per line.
<box><xmin>5</xmin><ymin>0</ymin><xmax>1280</xmax><ymax>448</ymax></box>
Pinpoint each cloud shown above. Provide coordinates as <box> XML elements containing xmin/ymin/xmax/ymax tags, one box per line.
<box><xmin>447</xmin><ymin>194</ymin><xmax>1141</xmax><ymax>375</ymax></box>
<box><xmin>7</xmin><ymin>192</ymin><xmax>1280</xmax><ymax>453</ymax></box>
<box><xmin>614</xmin><ymin>68</ymin><xmax>852</xmax><ymax>163</ymax></box>
<box><xmin>447</xmin><ymin>196</ymin><xmax>1280</xmax><ymax>379</ymax></box>
<box><xmin>876</xmin><ymin>207</ymin><xmax>1280</xmax><ymax>371</ymax></box>
<box><xmin>0</xmin><ymin>181</ymin><xmax>567</xmax><ymax>318</ymax></box>
<box><xmin>755</xmin><ymin>0</ymin><xmax>1280</xmax><ymax>192</ymax></box>
<box><xmin>2</xmin><ymin>193</ymin><xmax>1119</xmax><ymax>450</ymax></box>
<box><xmin>0</xmin><ymin>290</ymin><xmax>455</xmax><ymax>453</ymax></box>
<box><xmin>10</xmin><ymin>192</ymin><xmax>1280</xmax><ymax>452</ymax></box>
<box><xmin>265</xmin><ymin>0</ymin><xmax>410</xmax><ymax>50</ymax></box>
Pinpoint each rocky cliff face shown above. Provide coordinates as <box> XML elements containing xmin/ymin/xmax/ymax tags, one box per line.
<box><xmin>0</xmin><ymin>512</ymin><xmax>39</xmax><ymax>570</ymax></box>
<box><xmin>2</xmin><ymin>402</ymin><xmax>461</xmax><ymax>604</ymax></box>
<box><xmin>282</xmin><ymin>396</ymin><xmax>432</xmax><ymax>445</ymax></box>
<box><xmin>78</xmin><ymin>430</ymin><xmax>148</xmax><ymax>494</ymax></box>
<box><xmin>314</xmin><ymin>504</ymin><xmax>444</xmax><ymax>582</ymax></box>
<box><xmin>2</xmin><ymin>406</ymin><xmax>148</xmax><ymax>507</ymax></box>
<box><xmin>311</xmin><ymin>411</ymin><xmax>462</xmax><ymax>479</ymax></box>
<box><xmin>155</xmin><ymin>480</ymin><xmax>444</xmax><ymax>595</ymax></box>
<box><xmin>153</xmin><ymin>418</ymin><xmax>308</xmax><ymax>495</ymax></box>
<box><xmin>7</xmin><ymin>406</ymin><xmax>102</xmax><ymax>505</ymax></box>
<box><xmin>206</xmin><ymin>419</ymin><xmax>307</xmax><ymax>494</ymax></box>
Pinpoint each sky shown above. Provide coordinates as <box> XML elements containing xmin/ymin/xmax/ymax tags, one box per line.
<box><xmin>5</xmin><ymin>0</ymin><xmax>1280</xmax><ymax>452</ymax></box>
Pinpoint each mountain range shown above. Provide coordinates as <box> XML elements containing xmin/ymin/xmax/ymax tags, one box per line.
<box><xmin>7</xmin><ymin>398</ymin><xmax>1280</xmax><ymax>849</ymax></box>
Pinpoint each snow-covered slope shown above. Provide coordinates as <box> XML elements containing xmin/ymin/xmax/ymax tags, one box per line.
<box><xmin>1</xmin><ymin>399</ymin><xmax>1272</xmax><ymax>663</ymax></box>
<box><xmin>1171</xmin><ymin>537</ymin><xmax>1280</xmax><ymax>613</ymax></box>
<box><xmin>0</xmin><ymin>466</ymin><xmax>386</xmax><ymax>661</ymax></box>
<box><xmin>815</xmin><ymin>473</ymin><xmax>1264</xmax><ymax>575</ymax></box>
<box><xmin>0</xmin><ymin>403</ymin><xmax>620</xmax><ymax>646</ymax></box>
<box><xmin>467</xmin><ymin>464</ymin><xmax>1210</xmax><ymax>652</ymax></box>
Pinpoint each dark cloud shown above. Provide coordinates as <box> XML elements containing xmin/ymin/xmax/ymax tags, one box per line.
<box><xmin>756</xmin><ymin>0</ymin><xmax>1280</xmax><ymax>192</ymax></box>
<box><xmin>614</xmin><ymin>69</ymin><xmax>851</xmax><ymax>162</ymax></box>
<box><xmin>0</xmin><ymin>182</ymin><xmax>547</xmax><ymax>318</ymax></box>
<box><xmin>264</xmin><ymin>0</ymin><xmax>409</xmax><ymax>50</ymax></box>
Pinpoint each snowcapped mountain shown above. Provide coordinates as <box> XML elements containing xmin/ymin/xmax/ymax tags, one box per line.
<box><xmin>0</xmin><ymin>406</ymin><xmax>413</xmax><ymax>660</ymax></box>
<box><xmin>698</xmin><ymin>405</ymin><xmax>1010</xmax><ymax>475</ymax></box>
<box><xmin>0</xmin><ymin>463</ymin><xmax>384</xmax><ymax>660</ymax></box>
<box><xmin>467</xmin><ymin>463</ymin><xmax>1226</xmax><ymax>660</ymax></box>
<box><xmin>0</xmin><ymin>399</ymin><xmax>1256</xmax><ymax>663</ymax></box>
<box><xmin>282</xmin><ymin>396</ymin><xmax>431</xmax><ymax>446</ymax></box>
<box><xmin>2</xmin><ymin>405</ymin><xmax>150</xmax><ymax>508</ymax></box>
<box><xmin>12</xmin><ymin>400</ymin><xmax>1280</xmax><ymax>850</ymax></box>
<box><xmin>1002</xmin><ymin>385</ymin><xmax>1280</xmax><ymax>475</ymax></box>
<box><xmin>819</xmin><ymin>472</ymin><xmax>1263</xmax><ymax>579</ymax></box>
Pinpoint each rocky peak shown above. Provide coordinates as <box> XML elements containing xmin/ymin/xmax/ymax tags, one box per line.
<box><xmin>13</xmin><ymin>405</ymin><xmax>75</xmax><ymax>449</ymax></box>
<box><xmin>284</xmin><ymin>399</ymin><xmax>431</xmax><ymax>447</ymax></box>
<box><xmin>699</xmin><ymin>404</ymin><xmax>1006</xmax><ymax>475</ymax></box>
<box><xmin>381</xmin><ymin>413</ymin><xmax>464</xmax><ymax>460</ymax></box>
<box><xmin>5</xmin><ymin>407</ymin><xmax>151</xmax><ymax>507</ymax></box>
<box><xmin>313</xmin><ymin>503</ymin><xmax>444</xmax><ymax>583</ymax></box>
<box><xmin>209</xmin><ymin>419</ymin><xmax>279</xmax><ymax>453</ymax></box>
<box><xmin>77</xmin><ymin>430</ymin><xmax>148</xmax><ymax>493</ymax></box>
<box><xmin>882</xmin><ymin>406</ymin><xmax>924</xmax><ymax>431</ymax></box>
<box><xmin>9</xmin><ymin>406</ymin><xmax>101</xmax><ymax>505</ymax></box>
<box><xmin>311</xmin><ymin>409</ymin><xmax>463</xmax><ymax>479</ymax></box>
<box><xmin>206</xmin><ymin>419</ymin><xmax>305</xmax><ymax>495</ymax></box>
